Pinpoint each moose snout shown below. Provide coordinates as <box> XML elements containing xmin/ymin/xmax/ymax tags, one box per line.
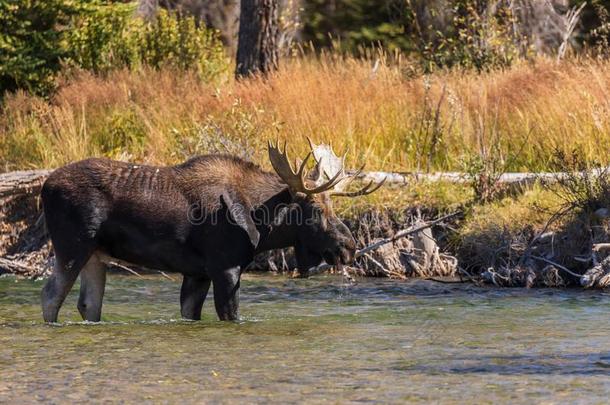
<box><xmin>339</xmin><ymin>247</ymin><xmax>355</xmax><ymax>265</ymax></box>
<box><xmin>323</xmin><ymin>245</ymin><xmax>356</xmax><ymax>266</ymax></box>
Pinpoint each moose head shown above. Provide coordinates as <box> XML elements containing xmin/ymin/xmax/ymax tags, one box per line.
<box><xmin>265</xmin><ymin>139</ymin><xmax>386</xmax><ymax>275</ymax></box>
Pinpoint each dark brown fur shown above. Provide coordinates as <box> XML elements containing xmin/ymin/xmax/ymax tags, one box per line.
<box><xmin>40</xmin><ymin>154</ymin><xmax>356</xmax><ymax>322</ymax></box>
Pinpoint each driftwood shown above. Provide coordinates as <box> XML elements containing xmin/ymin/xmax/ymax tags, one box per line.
<box><xmin>581</xmin><ymin>256</ymin><xmax>610</xmax><ymax>288</ymax></box>
<box><xmin>0</xmin><ymin>257</ymin><xmax>38</xmax><ymax>276</ymax></box>
<box><xmin>0</xmin><ymin>169</ymin><xmax>51</xmax><ymax>198</ymax></box>
<box><xmin>308</xmin><ymin>211</ymin><xmax>460</xmax><ymax>276</ymax></box>
<box><xmin>355</xmin><ymin>167</ymin><xmax>610</xmax><ymax>187</ymax></box>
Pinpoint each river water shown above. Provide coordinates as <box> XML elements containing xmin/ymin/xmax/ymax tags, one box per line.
<box><xmin>0</xmin><ymin>273</ymin><xmax>609</xmax><ymax>403</ymax></box>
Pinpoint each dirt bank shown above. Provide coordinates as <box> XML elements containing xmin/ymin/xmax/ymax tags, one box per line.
<box><xmin>1</xmin><ymin>170</ymin><xmax>609</xmax><ymax>289</ymax></box>
<box><xmin>0</xmin><ymin>192</ymin><xmax>52</xmax><ymax>278</ymax></box>
<box><xmin>0</xmin><ymin>172</ymin><xmax>460</xmax><ymax>280</ymax></box>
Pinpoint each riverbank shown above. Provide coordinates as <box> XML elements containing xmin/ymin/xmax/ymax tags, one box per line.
<box><xmin>2</xmin><ymin>56</ymin><xmax>610</xmax><ymax>288</ymax></box>
<box><xmin>2</xmin><ymin>168</ymin><xmax>610</xmax><ymax>289</ymax></box>
<box><xmin>0</xmin><ymin>170</ymin><xmax>461</xmax><ymax>279</ymax></box>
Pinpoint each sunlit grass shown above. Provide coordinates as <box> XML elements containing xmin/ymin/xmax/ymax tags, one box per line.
<box><xmin>334</xmin><ymin>180</ymin><xmax>472</xmax><ymax>219</ymax></box>
<box><xmin>1</xmin><ymin>55</ymin><xmax>609</xmax><ymax>174</ymax></box>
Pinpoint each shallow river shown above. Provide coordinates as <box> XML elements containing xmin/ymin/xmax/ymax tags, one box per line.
<box><xmin>0</xmin><ymin>273</ymin><xmax>609</xmax><ymax>403</ymax></box>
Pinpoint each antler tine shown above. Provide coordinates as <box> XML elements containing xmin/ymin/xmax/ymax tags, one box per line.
<box><xmin>351</xmin><ymin>163</ymin><xmax>366</xmax><ymax>180</ymax></box>
<box><xmin>338</xmin><ymin>163</ymin><xmax>365</xmax><ymax>189</ymax></box>
<box><xmin>306</xmin><ymin>136</ymin><xmax>316</xmax><ymax>151</ymax></box>
<box><xmin>270</xmin><ymin>138</ymin><xmax>380</xmax><ymax>196</ymax></box>
<box><xmin>331</xmin><ymin>176</ymin><xmax>387</xmax><ymax>197</ymax></box>
<box><xmin>270</xmin><ymin>139</ymin><xmax>328</xmax><ymax>194</ymax></box>
<box><xmin>296</xmin><ymin>152</ymin><xmax>312</xmax><ymax>180</ymax></box>
<box><xmin>269</xmin><ymin>139</ymin><xmax>301</xmax><ymax>190</ymax></box>
<box><xmin>304</xmin><ymin>167</ymin><xmax>345</xmax><ymax>194</ymax></box>
<box><xmin>311</xmin><ymin>156</ymin><xmax>324</xmax><ymax>183</ymax></box>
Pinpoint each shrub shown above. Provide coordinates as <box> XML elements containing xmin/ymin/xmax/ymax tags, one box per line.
<box><xmin>67</xmin><ymin>4</ymin><xmax>228</xmax><ymax>82</ymax></box>
<box><xmin>0</xmin><ymin>0</ymin><xmax>79</xmax><ymax>95</ymax></box>
<box><xmin>300</xmin><ymin>0</ymin><xmax>524</xmax><ymax>71</ymax></box>
<box><xmin>0</xmin><ymin>1</ymin><xmax>228</xmax><ymax>97</ymax></box>
<box><xmin>301</xmin><ymin>0</ymin><xmax>412</xmax><ymax>53</ymax></box>
<box><xmin>65</xmin><ymin>1</ymin><xmax>136</xmax><ymax>73</ymax></box>
<box><xmin>91</xmin><ymin>109</ymin><xmax>147</xmax><ymax>159</ymax></box>
<box><xmin>405</xmin><ymin>0</ymin><xmax>523</xmax><ymax>71</ymax></box>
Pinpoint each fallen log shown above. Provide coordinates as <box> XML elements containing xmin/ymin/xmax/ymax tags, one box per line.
<box><xmin>353</xmin><ymin>167</ymin><xmax>610</xmax><ymax>186</ymax></box>
<box><xmin>2</xmin><ymin>167</ymin><xmax>609</xmax><ymax>200</ymax></box>
<box><xmin>0</xmin><ymin>169</ymin><xmax>51</xmax><ymax>199</ymax></box>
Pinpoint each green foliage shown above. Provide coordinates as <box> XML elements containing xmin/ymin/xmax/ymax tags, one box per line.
<box><xmin>0</xmin><ymin>0</ymin><xmax>80</xmax><ymax>94</ymax></box>
<box><xmin>408</xmin><ymin>0</ymin><xmax>522</xmax><ymax>71</ymax></box>
<box><xmin>67</xmin><ymin>5</ymin><xmax>228</xmax><ymax>81</ymax></box>
<box><xmin>301</xmin><ymin>0</ymin><xmax>412</xmax><ymax>53</ymax></box>
<box><xmin>92</xmin><ymin>109</ymin><xmax>147</xmax><ymax>158</ymax></box>
<box><xmin>302</xmin><ymin>0</ymin><xmax>523</xmax><ymax>71</ymax></box>
<box><xmin>66</xmin><ymin>1</ymin><xmax>136</xmax><ymax>73</ymax></box>
<box><xmin>0</xmin><ymin>1</ymin><xmax>228</xmax><ymax>97</ymax></box>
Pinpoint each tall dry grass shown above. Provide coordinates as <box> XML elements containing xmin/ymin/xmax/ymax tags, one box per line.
<box><xmin>1</xmin><ymin>55</ymin><xmax>610</xmax><ymax>173</ymax></box>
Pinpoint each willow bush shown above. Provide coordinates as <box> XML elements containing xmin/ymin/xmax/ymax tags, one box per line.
<box><xmin>0</xmin><ymin>1</ymin><xmax>228</xmax><ymax>97</ymax></box>
<box><xmin>67</xmin><ymin>3</ymin><xmax>228</xmax><ymax>82</ymax></box>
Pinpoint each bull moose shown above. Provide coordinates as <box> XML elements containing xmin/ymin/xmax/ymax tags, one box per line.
<box><xmin>40</xmin><ymin>140</ymin><xmax>384</xmax><ymax>322</ymax></box>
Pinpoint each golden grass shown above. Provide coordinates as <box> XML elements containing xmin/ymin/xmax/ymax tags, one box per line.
<box><xmin>1</xmin><ymin>55</ymin><xmax>610</xmax><ymax>173</ymax></box>
<box><xmin>334</xmin><ymin>180</ymin><xmax>472</xmax><ymax>219</ymax></box>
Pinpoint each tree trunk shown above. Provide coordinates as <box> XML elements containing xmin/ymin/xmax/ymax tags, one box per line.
<box><xmin>235</xmin><ymin>0</ymin><xmax>279</xmax><ymax>78</ymax></box>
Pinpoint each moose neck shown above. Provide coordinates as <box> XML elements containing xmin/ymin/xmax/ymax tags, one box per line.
<box><xmin>254</xmin><ymin>188</ymin><xmax>300</xmax><ymax>253</ymax></box>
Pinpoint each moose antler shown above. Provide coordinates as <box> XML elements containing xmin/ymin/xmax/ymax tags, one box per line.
<box><xmin>307</xmin><ymin>138</ymin><xmax>347</xmax><ymax>189</ymax></box>
<box><xmin>306</xmin><ymin>138</ymin><xmax>386</xmax><ymax>197</ymax></box>
<box><xmin>268</xmin><ymin>140</ymin><xmax>343</xmax><ymax>194</ymax></box>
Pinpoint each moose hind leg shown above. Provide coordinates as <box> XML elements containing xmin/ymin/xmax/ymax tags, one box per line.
<box><xmin>180</xmin><ymin>275</ymin><xmax>211</xmax><ymax>321</ymax></box>
<box><xmin>212</xmin><ymin>267</ymin><xmax>241</xmax><ymax>321</ymax></box>
<box><xmin>77</xmin><ymin>254</ymin><xmax>107</xmax><ymax>322</ymax></box>
<box><xmin>42</xmin><ymin>253</ymin><xmax>92</xmax><ymax>323</ymax></box>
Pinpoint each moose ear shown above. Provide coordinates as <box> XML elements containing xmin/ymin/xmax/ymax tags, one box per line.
<box><xmin>221</xmin><ymin>191</ymin><xmax>260</xmax><ymax>248</ymax></box>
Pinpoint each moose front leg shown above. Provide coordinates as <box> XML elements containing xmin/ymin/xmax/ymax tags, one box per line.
<box><xmin>211</xmin><ymin>266</ymin><xmax>241</xmax><ymax>321</ymax></box>
<box><xmin>180</xmin><ymin>275</ymin><xmax>211</xmax><ymax>321</ymax></box>
<box><xmin>77</xmin><ymin>254</ymin><xmax>107</xmax><ymax>322</ymax></box>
